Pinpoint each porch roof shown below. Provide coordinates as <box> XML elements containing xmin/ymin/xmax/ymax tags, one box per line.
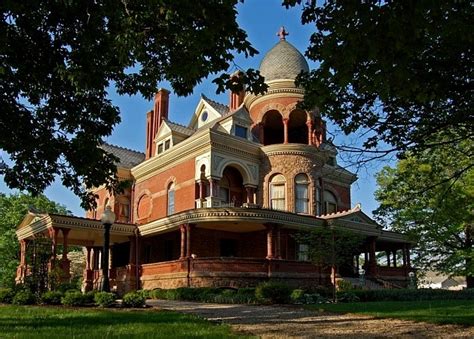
<box><xmin>16</xmin><ymin>212</ymin><xmax>136</xmax><ymax>246</ymax></box>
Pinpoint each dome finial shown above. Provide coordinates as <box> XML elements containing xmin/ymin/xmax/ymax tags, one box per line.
<box><xmin>277</xmin><ymin>26</ymin><xmax>289</xmax><ymax>41</ymax></box>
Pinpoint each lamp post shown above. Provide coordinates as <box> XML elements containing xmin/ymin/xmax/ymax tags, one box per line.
<box><xmin>359</xmin><ymin>268</ymin><xmax>365</xmax><ymax>288</ymax></box>
<box><xmin>408</xmin><ymin>271</ymin><xmax>416</xmax><ymax>289</ymax></box>
<box><xmin>100</xmin><ymin>205</ymin><xmax>116</xmax><ymax>292</ymax></box>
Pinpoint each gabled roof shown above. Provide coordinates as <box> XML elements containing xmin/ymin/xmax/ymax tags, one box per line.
<box><xmin>101</xmin><ymin>143</ymin><xmax>145</xmax><ymax>169</ymax></box>
<box><xmin>161</xmin><ymin>119</ymin><xmax>195</xmax><ymax>137</ymax></box>
<box><xmin>201</xmin><ymin>94</ymin><xmax>230</xmax><ymax>116</ymax></box>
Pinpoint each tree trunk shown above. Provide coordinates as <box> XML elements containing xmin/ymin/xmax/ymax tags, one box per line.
<box><xmin>465</xmin><ymin>224</ymin><xmax>473</xmax><ymax>289</ymax></box>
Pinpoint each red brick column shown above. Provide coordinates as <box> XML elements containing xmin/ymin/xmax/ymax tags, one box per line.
<box><xmin>265</xmin><ymin>224</ymin><xmax>274</xmax><ymax>259</ymax></box>
<box><xmin>368</xmin><ymin>237</ymin><xmax>377</xmax><ymax>276</ymax></box>
<box><xmin>16</xmin><ymin>239</ymin><xmax>29</xmax><ymax>283</ymax></box>
<box><xmin>186</xmin><ymin>224</ymin><xmax>194</xmax><ymax>258</ymax></box>
<box><xmin>180</xmin><ymin>224</ymin><xmax>187</xmax><ymax>259</ymax></box>
<box><xmin>275</xmin><ymin>226</ymin><xmax>281</xmax><ymax>259</ymax></box>
<box><xmin>259</xmin><ymin>122</ymin><xmax>265</xmax><ymax>144</ymax></box>
<box><xmin>283</xmin><ymin>118</ymin><xmax>289</xmax><ymax>144</ymax></box>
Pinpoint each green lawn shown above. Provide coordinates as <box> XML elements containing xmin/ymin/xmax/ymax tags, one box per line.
<box><xmin>0</xmin><ymin>305</ymin><xmax>248</xmax><ymax>338</ymax></box>
<box><xmin>310</xmin><ymin>300</ymin><xmax>474</xmax><ymax>326</ymax></box>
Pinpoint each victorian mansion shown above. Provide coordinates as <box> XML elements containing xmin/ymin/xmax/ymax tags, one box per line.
<box><xmin>16</xmin><ymin>32</ymin><xmax>412</xmax><ymax>293</ymax></box>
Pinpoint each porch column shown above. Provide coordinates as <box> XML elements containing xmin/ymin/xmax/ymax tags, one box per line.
<box><xmin>275</xmin><ymin>226</ymin><xmax>281</xmax><ymax>259</ymax></box>
<box><xmin>49</xmin><ymin>227</ymin><xmax>60</xmax><ymax>262</ymax></box>
<box><xmin>16</xmin><ymin>239</ymin><xmax>29</xmax><ymax>283</ymax></box>
<box><xmin>265</xmin><ymin>224</ymin><xmax>274</xmax><ymax>259</ymax></box>
<box><xmin>179</xmin><ymin>224</ymin><xmax>187</xmax><ymax>259</ymax></box>
<box><xmin>83</xmin><ymin>246</ymin><xmax>93</xmax><ymax>292</ymax></box>
<box><xmin>368</xmin><ymin>237</ymin><xmax>377</xmax><ymax>276</ymax></box>
<box><xmin>61</xmin><ymin>228</ymin><xmax>70</xmax><ymax>260</ymax></box>
<box><xmin>186</xmin><ymin>224</ymin><xmax>194</xmax><ymax>258</ymax></box>
<box><xmin>306</xmin><ymin>120</ymin><xmax>313</xmax><ymax>145</ymax></box>
<box><xmin>386</xmin><ymin>251</ymin><xmax>391</xmax><ymax>267</ymax></box>
<box><xmin>402</xmin><ymin>245</ymin><xmax>407</xmax><ymax>267</ymax></box>
<box><xmin>392</xmin><ymin>250</ymin><xmax>397</xmax><ymax>267</ymax></box>
<box><xmin>283</xmin><ymin>118</ymin><xmax>289</xmax><ymax>144</ymax></box>
<box><xmin>406</xmin><ymin>245</ymin><xmax>411</xmax><ymax>268</ymax></box>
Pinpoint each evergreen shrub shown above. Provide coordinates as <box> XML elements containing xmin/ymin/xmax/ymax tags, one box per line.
<box><xmin>0</xmin><ymin>288</ymin><xmax>15</xmax><ymax>304</ymax></box>
<box><xmin>94</xmin><ymin>292</ymin><xmax>116</xmax><ymax>308</ymax></box>
<box><xmin>255</xmin><ymin>281</ymin><xmax>292</xmax><ymax>304</ymax></box>
<box><xmin>122</xmin><ymin>291</ymin><xmax>146</xmax><ymax>308</ymax></box>
<box><xmin>12</xmin><ymin>290</ymin><xmax>36</xmax><ymax>305</ymax></box>
<box><xmin>61</xmin><ymin>291</ymin><xmax>86</xmax><ymax>306</ymax></box>
<box><xmin>41</xmin><ymin>291</ymin><xmax>64</xmax><ymax>305</ymax></box>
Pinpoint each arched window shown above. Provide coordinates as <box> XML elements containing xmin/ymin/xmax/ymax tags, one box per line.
<box><xmin>324</xmin><ymin>190</ymin><xmax>337</xmax><ymax>214</ymax></box>
<box><xmin>270</xmin><ymin>174</ymin><xmax>286</xmax><ymax>211</ymax></box>
<box><xmin>167</xmin><ymin>182</ymin><xmax>175</xmax><ymax>215</ymax></box>
<box><xmin>295</xmin><ymin>174</ymin><xmax>309</xmax><ymax>214</ymax></box>
<box><xmin>262</xmin><ymin>110</ymin><xmax>284</xmax><ymax>145</ymax></box>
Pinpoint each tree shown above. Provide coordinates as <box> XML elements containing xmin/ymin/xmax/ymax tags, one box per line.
<box><xmin>374</xmin><ymin>136</ymin><xmax>473</xmax><ymax>288</ymax></box>
<box><xmin>284</xmin><ymin>1</ymin><xmax>473</xmax><ymax>163</ymax></box>
<box><xmin>0</xmin><ymin>193</ymin><xmax>69</xmax><ymax>287</ymax></box>
<box><xmin>0</xmin><ymin>1</ymin><xmax>267</xmax><ymax>209</ymax></box>
<box><xmin>294</xmin><ymin>227</ymin><xmax>364</xmax><ymax>300</ymax></box>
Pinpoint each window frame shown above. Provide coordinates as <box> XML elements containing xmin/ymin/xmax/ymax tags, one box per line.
<box><xmin>270</xmin><ymin>174</ymin><xmax>286</xmax><ymax>211</ymax></box>
<box><xmin>294</xmin><ymin>173</ymin><xmax>310</xmax><ymax>214</ymax></box>
<box><xmin>167</xmin><ymin>182</ymin><xmax>175</xmax><ymax>215</ymax></box>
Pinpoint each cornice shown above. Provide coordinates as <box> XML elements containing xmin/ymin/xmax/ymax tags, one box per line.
<box><xmin>138</xmin><ymin>207</ymin><xmax>326</xmax><ymax>236</ymax></box>
<box><xmin>132</xmin><ymin>130</ymin><xmax>211</xmax><ymax>183</ymax></box>
<box><xmin>321</xmin><ymin>166</ymin><xmax>357</xmax><ymax>185</ymax></box>
<box><xmin>261</xmin><ymin>143</ymin><xmax>328</xmax><ymax>160</ymax></box>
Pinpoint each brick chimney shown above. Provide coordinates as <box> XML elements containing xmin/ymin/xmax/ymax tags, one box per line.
<box><xmin>229</xmin><ymin>71</ymin><xmax>245</xmax><ymax>111</ymax></box>
<box><xmin>145</xmin><ymin>88</ymin><xmax>170</xmax><ymax>159</ymax></box>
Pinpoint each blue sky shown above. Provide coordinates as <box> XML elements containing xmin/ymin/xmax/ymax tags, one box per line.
<box><xmin>1</xmin><ymin>0</ymin><xmax>392</xmax><ymax>217</ymax></box>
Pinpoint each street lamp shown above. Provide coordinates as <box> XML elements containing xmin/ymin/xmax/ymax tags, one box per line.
<box><xmin>408</xmin><ymin>271</ymin><xmax>416</xmax><ymax>289</ymax></box>
<box><xmin>359</xmin><ymin>268</ymin><xmax>365</xmax><ymax>287</ymax></box>
<box><xmin>100</xmin><ymin>205</ymin><xmax>116</xmax><ymax>292</ymax></box>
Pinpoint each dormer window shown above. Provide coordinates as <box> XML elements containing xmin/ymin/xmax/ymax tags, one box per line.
<box><xmin>235</xmin><ymin>125</ymin><xmax>248</xmax><ymax>139</ymax></box>
<box><xmin>164</xmin><ymin>139</ymin><xmax>170</xmax><ymax>150</ymax></box>
<box><xmin>158</xmin><ymin>144</ymin><xmax>163</xmax><ymax>154</ymax></box>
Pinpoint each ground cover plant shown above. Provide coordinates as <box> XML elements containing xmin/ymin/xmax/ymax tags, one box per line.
<box><xmin>0</xmin><ymin>305</ymin><xmax>246</xmax><ymax>338</ymax></box>
<box><xmin>311</xmin><ymin>300</ymin><xmax>474</xmax><ymax>326</ymax></box>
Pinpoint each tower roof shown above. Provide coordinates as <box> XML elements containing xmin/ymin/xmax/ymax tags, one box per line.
<box><xmin>259</xmin><ymin>39</ymin><xmax>309</xmax><ymax>82</ymax></box>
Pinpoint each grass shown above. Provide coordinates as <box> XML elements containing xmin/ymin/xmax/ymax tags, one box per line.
<box><xmin>309</xmin><ymin>300</ymin><xmax>474</xmax><ymax>326</ymax></box>
<box><xmin>0</xmin><ymin>305</ymin><xmax>249</xmax><ymax>338</ymax></box>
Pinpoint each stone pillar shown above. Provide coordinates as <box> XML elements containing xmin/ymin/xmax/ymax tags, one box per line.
<box><xmin>180</xmin><ymin>224</ymin><xmax>187</xmax><ymax>259</ymax></box>
<box><xmin>306</xmin><ymin>120</ymin><xmax>313</xmax><ymax>145</ymax></box>
<box><xmin>265</xmin><ymin>224</ymin><xmax>274</xmax><ymax>259</ymax></box>
<box><xmin>83</xmin><ymin>246</ymin><xmax>93</xmax><ymax>292</ymax></box>
<box><xmin>283</xmin><ymin>118</ymin><xmax>289</xmax><ymax>144</ymax></box>
<box><xmin>209</xmin><ymin>179</ymin><xmax>219</xmax><ymax>197</ymax></box>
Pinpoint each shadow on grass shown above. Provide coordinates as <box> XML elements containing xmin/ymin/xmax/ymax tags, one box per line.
<box><xmin>0</xmin><ymin>305</ymin><xmax>243</xmax><ymax>338</ymax></box>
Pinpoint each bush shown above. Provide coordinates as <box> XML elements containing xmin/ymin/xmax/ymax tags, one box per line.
<box><xmin>83</xmin><ymin>290</ymin><xmax>99</xmax><ymax>304</ymax></box>
<box><xmin>338</xmin><ymin>292</ymin><xmax>360</xmax><ymax>303</ymax></box>
<box><xmin>290</xmin><ymin>289</ymin><xmax>305</xmax><ymax>303</ymax></box>
<box><xmin>137</xmin><ymin>289</ymin><xmax>151</xmax><ymax>299</ymax></box>
<box><xmin>12</xmin><ymin>290</ymin><xmax>36</xmax><ymax>305</ymax></box>
<box><xmin>94</xmin><ymin>292</ymin><xmax>116</xmax><ymax>308</ymax></box>
<box><xmin>61</xmin><ymin>291</ymin><xmax>86</xmax><ymax>307</ymax></box>
<box><xmin>0</xmin><ymin>288</ymin><xmax>15</xmax><ymax>304</ymax></box>
<box><xmin>122</xmin><ymin>291</ymin><xmax>146</xmax><ymax>308</ymax></box>
<box><xmin>255</xmin><ymin>281</ymin><xmax>292</xmax><ymax>304</ymax></box>
<box><xmin>41</xmin><ymin>291</ymin><xmax>64</xmax><ymax>305</ymax></box>
<box><xmin>337</xmin><ymin>280</ymin><xmax>353</xmax><ymax>292</ymax></box>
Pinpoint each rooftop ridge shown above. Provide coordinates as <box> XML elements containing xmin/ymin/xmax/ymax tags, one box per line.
<box><xmin>102</xmin><ymin>142</ymin><xmax>144</xmax><ymax>156</ymax></box>
<box><xmin>201</xmin><ymin>94</ymin><xmax>230</xmax><ymax>115</ymax></box>
<box><xmin>163</xmin><ymin>118</ymin><xmax>195</xmax><ymax>131</ymax></box>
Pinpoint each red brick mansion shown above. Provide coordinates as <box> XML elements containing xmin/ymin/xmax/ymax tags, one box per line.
<box><xmin>16</xmin><ymin>34</ymin><xmax>412</xmax><ymax>293</ymax></box>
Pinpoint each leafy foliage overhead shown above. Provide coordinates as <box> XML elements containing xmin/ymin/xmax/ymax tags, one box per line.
<box><xmin>0</xmin><ymin>193</ymin><xmax>69</xmax><ymax>288</ymax></box>
<box><xmin>0</xmin><ymin>1</ymin><xmax>267</xmax><ymax>208</ymax></box>
<box><xmin>374</xmin><ymin>135</ymin><xmax>473</xmax><ymax>288</ymax></box>
<box><xmin>285</xmin><ymin>0</ymin><xmax>473</xmax><ymax>155</ymax></box>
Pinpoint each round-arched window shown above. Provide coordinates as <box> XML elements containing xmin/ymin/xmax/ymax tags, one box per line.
<box><xmin>270</xmin><ymin>174</ymin><xmax>286</xmax><ymax>211</ymax></box>
<box><xmin>295</xmin><ymin>173</ymin><xmax>309</xmax><ymax>214</ymax></box>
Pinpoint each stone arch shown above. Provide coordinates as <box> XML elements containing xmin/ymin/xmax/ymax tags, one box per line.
<box><xmin>257</xmin><ymin>103</ymin><xmax>287</xmax><ymax>122</ymax></box>
<box><xmin>261</xmin><ymin>110</ymin><xmax>284</xmax><ymax>145</ymax></box>
<box><xmin>195</xmin><ymin>156</ymin><xmax>210</xmax><ymax>180</ymax></box>
<box><xmin>288</xmin><ymin>109</ymin><xmax>309</xmax><ymax>144</ymax></box>
<box><xmin>135</xmin><ymin>189</ymin><xmax>152</xmax><ymax>220</ymax></box>
<box><xmin>216</xmin><ymin>159</ymin><xmax>254</xmax><ymax>186</ymax></box>
<box><xmin>164</xmin><ymin>176</ymin><xmax>177</xmax><ymax>190</ymax></box>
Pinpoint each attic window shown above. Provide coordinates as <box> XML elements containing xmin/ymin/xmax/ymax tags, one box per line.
<box><xmin>201</xmin><ymin>111</ymin><xmax>208</xmax><ymax>122</ymax></box>
<box><xmin>158</xmin><ymin>143</ymin><xmax>163</xmax><ymax>154</ymax></box>
<box><xmin>235</xmin><ymin>125</ymin><xmax>248</xmax><ymax>139</ymax></box>
<box><xmin>164</xmin><ymin>139</ymin><xmax>170</xmax><ymax>150</ymax></box>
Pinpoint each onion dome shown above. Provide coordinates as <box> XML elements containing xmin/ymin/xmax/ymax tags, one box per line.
<box><xmin>259</xmin><ymin>27</ymin><xmax>309</xmax><ymax>82</ymax></box>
